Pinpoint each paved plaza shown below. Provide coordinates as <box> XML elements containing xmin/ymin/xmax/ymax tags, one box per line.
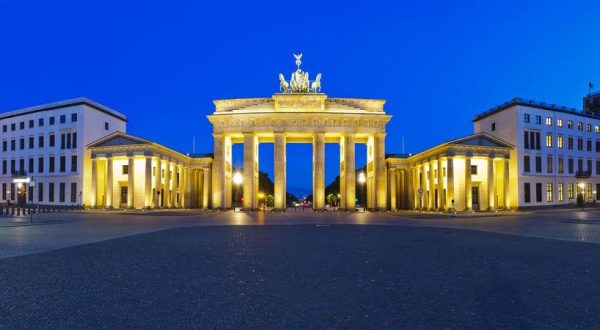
<box><xmin>2</xmin><ymin>209</ymin><xmax>600</xmax><ymax>328</ymax></box>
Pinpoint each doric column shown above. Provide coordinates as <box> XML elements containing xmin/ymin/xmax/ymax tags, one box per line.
<box><xmin>127</xmin><ymin>155</ymin><xmax>134</xmax><ymax>208</ymax></box>
<box><xmin>172</xmin><ymin>164</ymin><xmax>179</xmax><ymax>207</ymax></box>
<box><xmin>211</xmin><ymin>134</ymin><xmax>225</xmax><ymax>209</ymax></box>
<box><xmin>91</xmin><ymin>157</ymin><xmax>97</xmax><ymax>208</ymax></box>
<box><xmin>274</xmin><ymin>133</ymin><xmax>287</xmax><ymax>210</ymax></box>
<box><xmin>503</xmin><ymin>156</ymin><xmax>510</xmax><ymax>209</ymax></box>
<box><xmin>313</xmin><ymin>133</ymin><xmax>325</xmax><ymax>210</ymax></box>
<box><xmin>344</xmin><ymin>134</ymin><xmax>356</xmax><ymax>210</ymax></box>
<box><xmin>339</xmin><ymin>136</ymin><xmax>346</xmax><ymax>209</ymax></box>
<box><xmin>144</xmin><ymin>156</ymin><xmax>152</xmax><ymax>208</ymax></box>
<box><xmin>243</xmin><ymin>133</ymin><xmax>258</xmax><ymax>210</ymax></box>
<box><xmin>389</xmin><ymin>167</ymin><xmax>397</xmax><ymax>211</ymax></box>
<box><xmin>375</xmin><ymin>133</ymin><xmax>387</xmax><ymax>210</ymax></box>
<box><xmin>154</xmin><ymin>157</ymin><xmax>161</xmax><ymax>208</ymax></box>
<box><xmin>419</xmin><ymin>164</ymin><xmax>426</xmax><ymax>210</ymax></box>
<box><xmin>437</xmin><ymin>157</ymin><xmax>444</xmax><ymax>210</ymax></box>
<box><xmin>446</xmin><ymin>156</ymin><xmax>455</xmax><ymax>209</ymax></box>
<box><xmin>465</xmin><ymin>155</ymin><xmax>472</xmax><ymax>210</ymax></box>
<box><xmin>428</xmin><ymin>161</ymin><xmax>435</xmax><ymax>210</ymax></box>
<box><xmin>105</xmin><ymin>156</ymin><xmax>113</xmax><ymax>208</ymax></box>
<box><xmin>203</xmin><ymin>167</ymin><xmax>211</xmax><ymax>209</ymax></box>
<box><xmin>197</xmin><ymin>169</ymin><xmax>204</xmax><ymax>208</ymax></box>
<box><xmin>177</xmin><ymin>165</ymin><xmax>184</xmax><ymax>208</ymax></box>
<box><xmin>406</xmin><ymin>168</ymin><xmax>413</xmax><ymax>209</ymax></box>
<box><xmin>488</xmin><ymin>155</ymin><xmax>495</xmax><ymax>211</ymax></box>
<box><xmin>164</xmin><ymin>161</ymin><xmax>171</xmax><ymax>208</ymax></box>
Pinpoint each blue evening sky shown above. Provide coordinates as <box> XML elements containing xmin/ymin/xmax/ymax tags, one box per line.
<box><xmin>1</xmin><ymin>0</ymin><xmax>599</xmax><ymax>196</ymax></box>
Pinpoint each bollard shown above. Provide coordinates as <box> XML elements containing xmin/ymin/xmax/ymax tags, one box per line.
<box><xmin>16</xmin><ymin>207</ymin><xmax>20</xmax><ymax>216</ymax></box>
<box><xmin>11</xmin><ymin>207</ymin><xmax>15</xmax><ymax>215</ymax></box>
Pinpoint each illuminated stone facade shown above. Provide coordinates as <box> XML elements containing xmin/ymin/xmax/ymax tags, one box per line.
<box><xmin>208</xmin><ymin>94</ymin><xmax>392</xmax><ymax>210</ymax></box>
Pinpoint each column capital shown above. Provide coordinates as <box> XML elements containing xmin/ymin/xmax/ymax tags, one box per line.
<box><xmin>488</xmin><ymin>152</ymin><xmax>496</xmax><ymax>159</ymax></box>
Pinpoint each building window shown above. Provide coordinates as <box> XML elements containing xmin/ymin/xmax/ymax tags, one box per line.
<box><xmin>596</xmin><ymin>125</ymin><xmax>600</xmax><ymax>133</ymax></box>
<box><xmin>38</xmin><ymin>118</ymin><xmax>44</xmax><ymax>127</ymax></box>
<box><xmin>28</xmin><ymin>186</ymin><xmax>33</xmax><ymax>202</ymax></box>
<box><xmin>59</xmin><ymin>183</ymin><xmax>65</xmax><ymax>203</ymax></box>
<box><xmin>72</xmin><ymin>132</ymin><xmax>77</xmax><ymax>149</ymax></box>
<box><xmin>2</xmin><ymin>125</ymin><xmax>6</xmax><ymax>132</ymax></box>
<box><xmin>547</xmin><ymin>157</ymin><xmax>553</xmax><ymax>173</ymax></box>
<box><xmin>558</xmin><ymin>183</ymin><xmax>564</xmax><ymax>202</ymax></box>
<box><xmin>535</xmin><ymin>156</ymin><xmax>542</xmax><ymax>173</ymax></box>
<box><xmin>19</xmin><ymin>121</ymin><xmax>24</xmax><ymax>130</ymax></box>
<box><xmin>28</xmin><ymin>119</ymin><xmax>34</xmax><ymax>128</ymax></box>
<box><xmin>557</xmin><ymin>136</ymin><xmax>563</xmax><ymax>149</ymax></box>
<box><xmin>546</xmin><ymin>183</ymin><xmax>553</xmax><ymax>202</ymax></box>
<box><xmin>49</xmin><ymin>117</ymin><xmax>55</xmax><ymax>125</ymax></box>
<box><xmin>105</xmin><ymin>122</ymin><xmax>110</xmax><ymax>131</ymax></box>
<box><xmin>577</xmin><ymin>138</ymin><xmax>583</xmax><ymax>151</ymax></box>
<box><xmin>523</xmin><ymin>114</ymin><xmax>530</xmax><ymax>123</ymax></box>
<box><xmin>10</xmin><ymin>183</ymin><xmax>14</xmax><ymax>201</ymax></box>
<box><xmin>577</xmin><ymin>159</ymin><xmax>583</xmax><ymax>172</ymax></box>
<box><xmin>48</xmin><ymin>182</ymin><xmax>54</xmax><ymax>202</ymax></box>
<box><xmin>60</xmin><ymin>115</ymin><xmax>66</xmax><ymax>124</ymax></box>
<box><xmin>588</xmin><ymin>159</ymin><xmax>592</xmax><ymax>173</ymax></box>
<box><xmin>38</xmin><ymin>183</ymin><xmax>44</xmax><ymax>202</ymax></box>
<box><xmin>587</xmin><ymin>123</ymin><xmax>592</xmax><ymax>132</ymax></box>
<box><xmin>1</xmin><ymin>183</ymin><xmax>5</xmax><ymax>200</ymax></box>
<box><xmin>59</xmin><ymin>156</ymin><xmax>66</xmax><ymax>172</ymax></box>
<box><xmin>535</xmin><ymin>115</ymin><xmax>542</xmax><ymax>124</ymax></box>
<box><xmin>524</xmin><ymin>131</ymin><xmax>529</xmax><ymax>149</ymax></box>
<box><xmin>491</xmin><ymin>122</ymin><xmax>496</xmax><ymax>131</ymax></box>
<box><xmin>71</xmin><ymin>113</ymin><xmax>77</xmax><ymax>122</ymax></box>
<box><xmin>60</xmin><ymin>134</ymin><xmax>65</xmax><ymax>150</ymax></box>
<box><xmin>28</xmin><ymin>158</ymin><xmax>34</xmax><ymax>173</ymax></box>
<box><xmin>546</xmin><ymin>117</ymin><xmax>552</xmax><ymax>126</ymax></box>
<box><xmin>38</xmin><ymin>135</ymin><xmax>44</xmax><ymax>148</ymax></box>
<box><xmin>49</xmin><ymin>157</ymin><xmax>55</xmax><ymax>173</ymax></box>
<box><xmin>587</xmin><ymin>139</ymin><xmax>593</xmax><ymax>152</ymax></box>
<box><xmin>10</xmin><ymin>139</ymin><xmax>15</xmax><ymax>151</ymax></box>
<box><xmin>71</xmin><ymin>155</ymin><xmax>77</xmax><ymax>172</ymax></box>
<box><xmin>524</xmin><ymin>183</ymin><xmax>531</xmax><ymax>203</ymax></box>
<box><xmin>10</xmin><ymin>123</ymin><xmax>15</xmax><ymax>131</ymax></box>
<box><xmin>49</xmin><ymin>134</ymin><xmax>55</xmax><ymax>147</ymax></box>
<box><xmin>557</xmin><ymin>119</ymin><xmax>563</xmax><ymax>127</ymax></box>
<box><xmin>28</xmin><ymin>137</ymin><xmax>34</xmax><ymax>149</ymax></box>
<box><xmin>38</xmin><ymin>157</ymin><xmax>44</xmax><ymax>173</ymax></box>
<box><xmin>19</xmin><ymin>138</ymin><xmax>24</xmax><ymax>150</ymax></box>
<box><xmin>2</xmin><ymin>160</ymin><xmax>6</xmax><ymax>175</ymax></box>
<box><xmin>2</xmin><ymin>140</ymin><xmax>6</xmax><ymax>152</ymax></box>
<box><xmin>470</xmin><ymin>165</ymin><xmax>477</xmax><ymax>175</ymax></box>
<box><xmin>536</xmin><ymin>183</ymin><xmax>542</xmax><ymax>202</ymax></box>
<box><xmin>568</xmin><ymin>120</ymin><xmax>573</xmax><ymax>129</ymax></box>
<box><xmin>71</xmin><ymin>183</ymin><xmax>77</xmax><ymax>203</ymax></box>
<box><xmin>558</xmin><ymin>158</ymin><xmax>564</xmax><ymax>173</ymax></box>
<box><xmin>568</xmin><ymin>137</ymin><xmax>573</xmax><ymax>150</ymax></box>
<box><xmin>568</xmin><ymin>183</ymin><xmax>574</xmax><ymax>200</ymax></box>
<box><xmin>546</xmin><ymin>134</ymin><xmax>553</xmax><ymax>148</ymax></box>
<box><xmin>578</xmin><ymin>122</ymin><xmax>583</xmax><ymax>130</ymax></box>
<box><xmin>587</xmin><ymin>183</ymin><xmax>592</xmax><ymax>200</ymax></box>
<box><xmin>122</xmin><ymin>165</ymin><xmax>129</xmax><ymax>175</ymax></box>
<box><xmin>524</xmin><ymin>155</ymin><xmax>530</xmax><ymax>172</ymax></box>
<box><xmin>596</xmin><ymin>160</ymin><xmax>600</xmax><ymax>175</ymax></box>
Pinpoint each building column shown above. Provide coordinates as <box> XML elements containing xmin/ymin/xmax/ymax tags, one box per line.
<box><xmin>313</xmin><ymin>133</ymin><xmax>325</xmax><ymax>210</ymax></box>
<box><xmin>144</xmin><ymin>156</ymin><xmax>152</xmax><ymax>208</ymax></box>
<box><xmin>389</xmin><ymin>167</ymin><xmax>397</xmax><ymax>211</ymax></box>
<box><xmin>488</xmin><ymin>155</ymin><xmax>495</xmax><ymax>211</ymax></box>
<box><xmin>203</xmin><ymin>167</ymin><xmax>211</xmax><ymax>209</ymax></box>
<box><xmin>344</xmin><ymin>134</ymin><xmax>356</xmax><ymax>210</ymax></box>
<box><xmin>172</xmin><ymin>164</ymin><xmax>179</xmax><ymax>207</ymax></box>
<box><xmin>419</xmin><ymin>164</ymin><xmax>426</xmax><ymax>210</ymax></box>
<box><xmin>127</xmin><ymin>155</ymin><xmax>134</xmax><ymax>208</ymax></box>
<box><xmin>446</xmin><ymin>156</ymin><xmax>455</xmax><ymax>209</ymax></box>
<box><xmin>154</xmin><ymin>157</ymin><xmax>161</xmax><ymax>208</ymax></box>
<box><xmin>406</xmin><ymin>168</ymin><xmax>413</xmax><ymax>209</ymax></box>
<box><xmin>177</xmin><ymin>165</ymin><xmax>184</xmax><ymax>208</ymax></box>
<box><xmin>91</xmin><ymin>157</ymin><xmax>98</xmax><ymax>208</ymax></box>
<box><xmin>243</xmin><ymin>133</ymin><xmax>258</xmax><ymax>210</ymax></box>
<box><xmin>339</xmin><ymin>136</ymin><xmax>346</xmax><ymax>209</ymax></box>
<box><xmin>212</xmin><ymin>134</ymin><xmax>225</xmax><ymax>209</ymax></box>
<box><xmin>197</xmin><ymin>169</ymin><xmax>203</xmax><ymax>208</ymax></box>
<box><xmin>375</xmin><ymin>133</ymin><xmax>387</xmax><ymax>210</ymax></box>
<box><xmin>428</xmin><ymin>160</ymin><xmax>435</xmax><ymax>210</ymax></box>
<box><xmin>105</xmin><ymin>156</ymin><xmax>113</xmax><ymax>208</ymax></box>
<box><xmin>437</xmin><ymin>157</ymin><xmax>444</xmax><ymax>210</ymax></box>
<box><xmin>503</xmin><ymin>156</ymin><xmax>510</xmax><ymax>209</ymax></box>
<box><xmin>274</xmin><ymin>133</ymin><xmax>287</xmax><ymax>210</ymax></box>
<box><xmin>465</xmin><ymin>155</ymin><xmax>472</xmax><ymax>210</ymax></box>
<box><xmin>164</xmin><ymin>161</ymin><xmax>171</xmax><ymax>208</ymax></box>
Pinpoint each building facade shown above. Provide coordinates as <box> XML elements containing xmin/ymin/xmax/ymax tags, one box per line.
<box><xmin>474</xmin><ymin>97</ymin><xmax>600</xmax><ymax>207</ymax></box>
<box><xmin>0</xmin><ymin>98</ymin><xmax>126</xmax><ymax>206</ymax></box>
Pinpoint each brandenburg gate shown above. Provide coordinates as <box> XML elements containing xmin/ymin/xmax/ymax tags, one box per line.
<box><xmin>208</xmin><ymin>54</ymin><xmax>392</xmax><ymax>211</ymax></box>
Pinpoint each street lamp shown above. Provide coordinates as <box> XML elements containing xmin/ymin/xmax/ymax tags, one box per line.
<box><xmin>233</xmin><ymin>172</ymin><xmax>243</xmax><ymax>210</ymax></box>
<box><xmin>358</xmin><ymin>172</ymin><xmax>366</xmax><ymax>211</ymax></box>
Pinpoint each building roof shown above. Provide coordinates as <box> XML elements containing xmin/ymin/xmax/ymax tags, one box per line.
<box><xmin>0</xmin><ymin>97</ymin><xmax>127</xmax><ymax>121</ymax></box>
<box><xmin>472</xmin><ymin>97</ymin><xmax>593</xmax><ymax>122</ymax></box>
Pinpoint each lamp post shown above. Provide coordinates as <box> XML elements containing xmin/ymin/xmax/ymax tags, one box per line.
<box><xmin>233</xmin><ymin>171</ymin><xmax>243</xmax><ymax>211</ymax></box>
<box><xmin>358</xmin><ymin>172</ymin><xmax>366</xmax><ymax>212</ymax></box>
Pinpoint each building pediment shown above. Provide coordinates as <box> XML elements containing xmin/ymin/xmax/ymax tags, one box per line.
<box><xmin>448</xmin><ymin>133</ymin><xmax>513</xmax><ymax>148</ymax></box>
<box><xmin>87</xmin><ymin>132</ymin><xmax>151</xmax><ymax>148</ymax></box>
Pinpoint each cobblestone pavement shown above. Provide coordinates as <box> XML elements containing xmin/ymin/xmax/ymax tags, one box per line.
<box><xmin>3</xmin><ymin>208</ymin><xmax>600</xmax><ymax>259</ymax></box>
<box><xmin>1</xmin><ymin>225</ymin><xmax>599</xmax><ymax>328</ymax></box>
